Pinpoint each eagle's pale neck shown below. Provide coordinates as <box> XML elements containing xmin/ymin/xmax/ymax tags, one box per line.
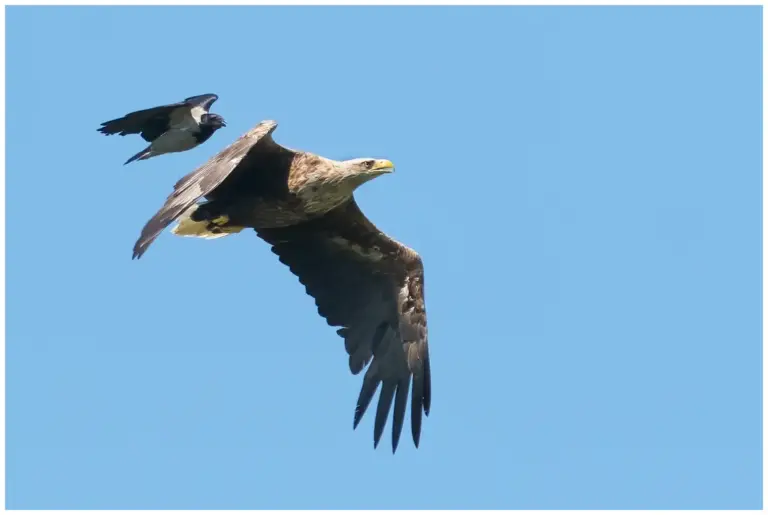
<box><xmin>289</xmin><ymin>158</ymin><xmax>357</xmax><ymax>215</ymax></box>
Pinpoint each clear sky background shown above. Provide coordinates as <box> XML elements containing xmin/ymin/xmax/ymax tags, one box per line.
<box><xmin>5</xmin><ymin>5</ymin><xmax>762</xmax><ymax>510</ymax></box>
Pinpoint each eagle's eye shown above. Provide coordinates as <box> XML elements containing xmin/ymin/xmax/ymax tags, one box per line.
<box><xmin>364</xmin><ymin>160</ymin><xmax>374</xmax><ymax>169</ymax></box>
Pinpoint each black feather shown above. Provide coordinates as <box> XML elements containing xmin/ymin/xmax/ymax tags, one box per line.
<box><xmin>411</xmin><ymin>375</ymin><xmax>424</xmax><ymax>448</ymax></box>
<box><xmin>391</xmin><ymin>378</ymin><xmax>410</xmax><ymax>453</ymax></box>
<box><xmin>373</xmin><ymin>381</ymin><xmax>396</xmax><ymax>448</ymax></box>
<box><xmin>354</xmin><ymin>373</ymin><xmax>379</xmax><ymax>429</ymax></box>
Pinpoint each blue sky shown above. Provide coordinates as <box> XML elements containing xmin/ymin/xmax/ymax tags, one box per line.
<box><xmin>5</xmin><ymin>5</ymin><xmax>762</xmax><ymax>510</ymax></box>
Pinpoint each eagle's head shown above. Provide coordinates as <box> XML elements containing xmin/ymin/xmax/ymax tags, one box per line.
<box><xmin>201</xmin><ymin>113</ymin><xmax>227</xmax><ymax>130</ymax></box>
<box><xmin>338</xmin><ymin>158</ymin><xmax>395</xmax><ymax>189</ymax></box>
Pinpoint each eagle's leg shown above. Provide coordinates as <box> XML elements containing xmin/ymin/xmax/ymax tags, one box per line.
<box><xmin>189</xmin><ymin>200</ymin><xmax>226</xmax><ymax>223</ymax></box>
<box><xmin>171</xmin><ymin>201</ymin><xmax>245</xmax><ymax>239</ymax></box>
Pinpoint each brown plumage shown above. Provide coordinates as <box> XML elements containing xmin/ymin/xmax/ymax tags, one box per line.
<box><xmin>132</xmin><ymin>120</ymin><xmax>431</xmax><ymax>453</ymax></box>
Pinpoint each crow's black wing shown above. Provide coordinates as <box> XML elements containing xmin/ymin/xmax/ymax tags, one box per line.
<box><xmin>98</xmin><ymin>93</ymin><xmax>218</xmax><ymax>142</ymax></box>
<box><xmin>183</xmin><ymin>93</ymin><xmax>218</xmax><ymax>112</ymax></box>
<box><xmin>168</xmin><ymin>93</ymin><xmax>220</xmax><ymax>131</ymax></box>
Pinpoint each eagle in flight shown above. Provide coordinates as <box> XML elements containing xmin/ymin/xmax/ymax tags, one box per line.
<box><xmin>133</xmin><ymin>120</ymin><xmax>431</xmax><ymax>453</ymax></box>
<box><xmin>98</xmin><ymin>93</ymin><xmax>226</xmax><ymax>165</ymax></box>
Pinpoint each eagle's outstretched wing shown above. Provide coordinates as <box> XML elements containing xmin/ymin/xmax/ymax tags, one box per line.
<box><xmin>255</xmin><ymin>198</ymin><xmax>431</xmax><ymax>453</ymax></box>
<box><xmin>132</xmin><ymin>120</ymin><xmax>280</xmax><ymax>259</ymax></box>
<box><xmin>98</xmin><ymin>93</ymin><xmax>219</xmax><ymax>142</ymax></box>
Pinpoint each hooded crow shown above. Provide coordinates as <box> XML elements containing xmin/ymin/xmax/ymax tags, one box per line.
<box><xmin>98</xmin><ymin>93</ymin><xmax>226</xmax><ymax>165</ymax></box>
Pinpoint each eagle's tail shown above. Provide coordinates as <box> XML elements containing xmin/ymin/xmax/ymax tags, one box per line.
<box><xmin>124</xmin><ymin>145</ymin><xmax>153</xmax><ymax>165</ymax></box>
<box><xmin>171</xmin><ymin>203</ymin><xmax>244</xmax><ymax>240</ymax></box>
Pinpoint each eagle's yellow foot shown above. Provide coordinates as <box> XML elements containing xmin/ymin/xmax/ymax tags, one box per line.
<box><xmin>172</xmin><ymin>205</ymin><xmax>245</xmax><ymax>239</ymax></box>
<box><xmin>206</xmin><ymin>214</ymin><xmax>245</xmax><ymax>236</ymax></box>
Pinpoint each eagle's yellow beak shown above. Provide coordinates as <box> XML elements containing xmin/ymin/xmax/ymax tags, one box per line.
<box><xmin>372</xmin><ymin>159</ymin><xmax>395</xmax><ymax>173</ymax></box>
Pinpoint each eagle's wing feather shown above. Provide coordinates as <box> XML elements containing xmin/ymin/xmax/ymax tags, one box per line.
<box><xmin>132</xmin><ymin>120</ymin><xmax>280</xmax><ymax>259</ymax></box>
<box><xmin>255</xmin><ymin>198</ymin><xmax>431</xmax><ymax>452</ymax></box>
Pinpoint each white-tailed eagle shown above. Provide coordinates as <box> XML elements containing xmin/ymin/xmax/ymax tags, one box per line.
<box><xmin>133</xmin><ymin>121</ymin><xmax>431</xmax><ymax>453</ymax></box>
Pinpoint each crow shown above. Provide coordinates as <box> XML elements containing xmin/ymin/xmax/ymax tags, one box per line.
<box><xmin>98</xmin><ymin>93</ymin><xmax>226</xmax><ymax>165</ymax></box>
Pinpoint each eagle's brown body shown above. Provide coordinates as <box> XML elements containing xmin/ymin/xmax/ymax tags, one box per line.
<box><xmin>133</xmin><ymin>120</ymin><xmax>431</xmax><ymax>453</ymax></box>
<box><xmin>204</xmin><ymin>152</ymin><xmax>367</xmax><ymax>231</ymax></box>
